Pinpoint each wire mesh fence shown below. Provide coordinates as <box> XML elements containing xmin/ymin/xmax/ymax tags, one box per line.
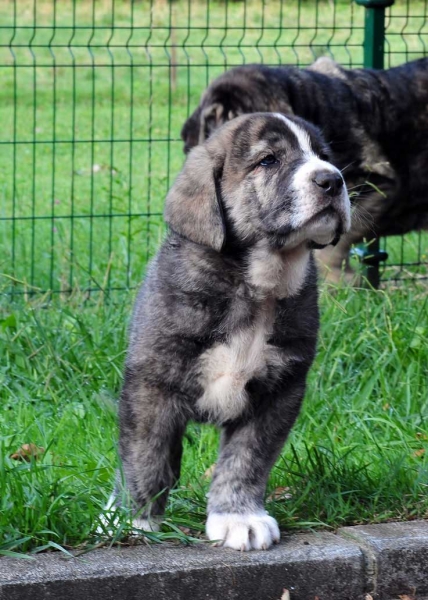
<box><xmin>0</xmin><ymin>0</ymin><xmax>427</xmax><ymax>298</ymax></box>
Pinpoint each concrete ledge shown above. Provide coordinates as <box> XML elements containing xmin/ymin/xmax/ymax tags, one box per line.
<box><xmin>338</xmin><ymin>521</ymin><xmax>428</xmax><ymax>600</ymax></box>
<box><xmin>1</xmin><ymin>521</ymin><xmax>427</xmax><ymax>600</ymax></box>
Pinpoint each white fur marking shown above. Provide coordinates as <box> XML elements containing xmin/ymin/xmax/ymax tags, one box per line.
<box><xmin>197</xmin><ymin>305</ymin><xmax>274</xmax><ymax>422</ymax></box>
<box><xmin>206</xmin><ymin>511</ymin><xmax>280</xmax><ymax>551</ymax></box>
<box><xmin>274</xmin><ymin>113</ymin><xmax>312</xmax><ymax>154</ymax></box>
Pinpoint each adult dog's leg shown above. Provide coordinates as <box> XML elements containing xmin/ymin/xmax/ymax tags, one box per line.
<box><xmin>316</xmin><ymin>235</ymin><xmax>357</xmax><ymax>284</ymax></box>
<box><xmin>116</xmin><ymin>370</ymin><xmax>187</xmax><ymax>530</ymax></box>
<box><xmin>206</xmin><ymin>383</ymin><xmax>304</xmax><ymax>550</ymax></box>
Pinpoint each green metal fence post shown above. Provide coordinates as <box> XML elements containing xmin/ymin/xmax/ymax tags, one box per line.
<box><xmin>357</xmin><ymin>0</ymin><xmax>394</xmax><ymax>68</ymax></box>
<box><xmin>354</xmin><ymin>0</ymin><xmax>394</xmax><ymax>288</ymax></box>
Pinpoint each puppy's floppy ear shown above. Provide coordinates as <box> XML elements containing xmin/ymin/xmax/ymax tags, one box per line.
<box><xmin>164</xmin><ymin>145</ymin><xmax>225</xmax><ymax>252</ymax></box>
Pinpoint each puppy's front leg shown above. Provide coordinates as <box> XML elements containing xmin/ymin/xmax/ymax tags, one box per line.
<box><xmin>206</xmin><ymin>389</ymin><xmax>303</xmax><ymax>551</ymax></box>
<box><xmin>117</xmin><ymin>369</ymin><xmax>187</xmax><ymax>531</ymax></box>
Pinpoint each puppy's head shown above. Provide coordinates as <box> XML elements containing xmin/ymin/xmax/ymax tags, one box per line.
<box><xmin>166</xmin><ymin>113</ymin><xmax>350</xmax><ymax>253</ymax></box>
<box><xmin>181</xmin><ymin>67</ymin><xmax>292</xmax><ymax>154</ymax></box>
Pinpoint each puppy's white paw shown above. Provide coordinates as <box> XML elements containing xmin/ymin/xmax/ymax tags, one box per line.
<box><xmin>97</xmin><ymin>494</ymin><xmax>160</xmax><ymax>535</ymax></box>
<box><xmin>96</xmin><ymin>494</ymin><xmax>119</xmax><ymax>535</ymax></box>
<box><xmin>132</xmin><ymin>517</ymin><xmax>160</xmax><ymax>532</ymax></box>
<box><xmin>206</xmin><ymin>511</ymin><xmax>280</xmax><ymax>551</ymax></box>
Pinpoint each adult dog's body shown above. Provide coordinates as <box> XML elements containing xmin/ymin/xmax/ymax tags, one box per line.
<box><xmin>181</xmin><ymin>58</ymin><xmax>428</xmax><ymax>281</ymax></box>
<box><xmin>114</xmin><ymin>113</ymin><xmax>350</xmax><ymax>550</ymax></box>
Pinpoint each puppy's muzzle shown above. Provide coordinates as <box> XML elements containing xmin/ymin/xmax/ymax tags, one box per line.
<box><xmin>312</xmin><ymin>170</ymin><xmax>344</xmax><ymax>197</ymax></box>
<box><xmin>305</xmin><ymin>168</ymin><xmax>350</xmax><ymax>247</ymax></box>
<box><xmin>310</xmin><ymin>168</ymin><xmax>349</xmax><ymax>224</ymax></box>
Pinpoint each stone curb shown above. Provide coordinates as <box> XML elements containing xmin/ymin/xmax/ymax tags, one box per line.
<box><xmin>0</xmin><ymin>521</ymin><xmax>427</xmax><ymax>600</ymax></box>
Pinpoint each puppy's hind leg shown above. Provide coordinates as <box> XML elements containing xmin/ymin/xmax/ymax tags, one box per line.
<box><xmin>114</xmin><ymin>370</ymin><xmax>187</xmax><ymax>533</ymax></box>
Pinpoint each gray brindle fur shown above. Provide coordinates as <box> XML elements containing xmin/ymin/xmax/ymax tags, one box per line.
<box><xmin>181</xmin><ymin>57</ymin><xmax>428</xmax><ymax>282</ymax></box>
<box><xmin>112</xmin><ymin>113</ymin><xmax>350</xmax><ymax>551</ymax></box>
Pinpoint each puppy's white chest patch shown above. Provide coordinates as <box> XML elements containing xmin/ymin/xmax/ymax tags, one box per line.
<box><xmin>248</xmin><ymin>242</ymin><xmax>310</xmax><ymax>298</ymax></box>
<box><xmin>197</xmin><ymin>302</ymin><xmax>278</xmax><ymax>422</ymax></box>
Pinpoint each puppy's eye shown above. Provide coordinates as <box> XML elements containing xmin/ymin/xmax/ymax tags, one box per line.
<box><xmin>319</xmin><ymin>152</ymin><xmax>330</xmax><ymax>162</ymax></box>
<box><xmin>259</xmin><ymin>155</ymin><xmax>278</xmax><ymax>167</ymax></box>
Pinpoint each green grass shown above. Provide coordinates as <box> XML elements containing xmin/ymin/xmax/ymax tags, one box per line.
<box><xmin>0</xmin><ymin>0</ymin><xmax>428</xmax><ymax>558</ymax></box>
<box><xmin>1</xmin><ymin>283</ymin><xmax>427</xmax><ymax>557</ymax></box>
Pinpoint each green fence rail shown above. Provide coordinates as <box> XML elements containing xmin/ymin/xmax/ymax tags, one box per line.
<box><xmin>0</xmin><ymin>0</ymin><xmax>427</xmax><ymax>298</ymax></box>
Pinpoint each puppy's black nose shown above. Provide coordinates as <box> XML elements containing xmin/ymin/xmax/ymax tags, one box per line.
<box><xmin>312</xmin><ymin>171</ymin><xmax>344</xmax><ymax>197</ymax></box>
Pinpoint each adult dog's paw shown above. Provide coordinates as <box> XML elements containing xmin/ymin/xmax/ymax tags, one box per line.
<box><xmin>206</xmin><ymin>511</ymin><xmax>280</xmax><ymax>551</ymax></box>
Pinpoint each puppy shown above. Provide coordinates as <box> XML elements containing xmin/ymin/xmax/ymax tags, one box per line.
<box><xmin>181</xmin><ymin>58</ymin><xmax>428</xmax><ymax>282</ymax></box>
<box><xmin>113</xmin><ymin>113</ymin><xmax>350</xmax><ymax>551</ymax></box>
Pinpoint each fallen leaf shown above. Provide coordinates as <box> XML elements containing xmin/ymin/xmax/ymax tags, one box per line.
<box><xmin>413</xmin><ymin>449</ymin><xmax>425</xmax><ymax>458</ymax></box>
<box><xmin>399</xmin><ymin>595</ymin><xmax>415</xmax><ymax>600</ymax></box>
<box><xmin>10</xmin><ymin>443</ymin><xmax>45</xmax><ymax>462</ymax></box>
<box><xmin>365</xmin><ymin>595</ymin><xmax>374</xmax><ymax>600</ymax></box>
<box><xmin>280</xmin><ymin>590</ymin><xmax>290</xmax><ymax>600</ymax></box>
<box><xmin>178</xmin><ymin>526</ymin><xmax>192</xmax><ymax>535</ymax></box>
<box><xmin>268</xmin><ymin>487</ymin><xmax>293</xmax><ymax>501</ymax></box>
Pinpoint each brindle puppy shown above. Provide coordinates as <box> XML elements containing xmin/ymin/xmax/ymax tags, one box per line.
<box><xmin>181</xmin><ymin>58</ymin><xmax>428</xmax><ymax>282</ymax></box>
<box><xmin>109</xmin><ymin>113</ymin><xmax>350</xmax><ymax>551</ymax></box>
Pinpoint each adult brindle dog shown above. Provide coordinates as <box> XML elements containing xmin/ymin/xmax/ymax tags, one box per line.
<box><xmin>181</xmin><ymin>58</ymin><xmax>428</xmax><ymax>282</ymax></box>
<box><xmin>106</xmin><ymin>113</ymin><xmax>350</xmax><ymax>551</ymax></box>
